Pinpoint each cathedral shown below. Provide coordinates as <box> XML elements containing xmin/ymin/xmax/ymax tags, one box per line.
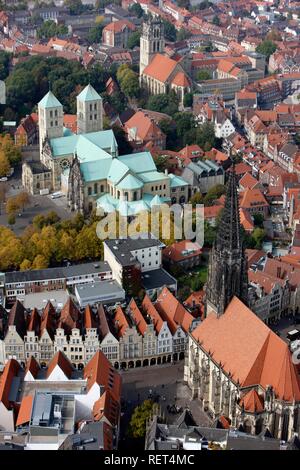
<box><xmin>29</xmin><ymin>84</ymin><xmax>188</xmax><ymax>214</ymax></box>
<box><xmin>139</xmin><ymin>18</ymin><xmax>192</xmax><ymax>106</ymax></box>
<box><xmin>184</xmin><ymin>164</ymin><xmax>300</xmax><ymax>442</ymax></box>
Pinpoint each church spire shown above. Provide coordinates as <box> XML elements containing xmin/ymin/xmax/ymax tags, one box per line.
<box><xmin>205</xmin><ymin>161</ymin><xmax>248</xmax><ymax>317</ymax></box>
<box><xmin>215</xmin><ymin>162</ymin><xmax>242</xmax><ymax>253</ymax></box>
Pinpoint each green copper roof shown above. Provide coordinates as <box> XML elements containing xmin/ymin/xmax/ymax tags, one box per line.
<box><xmin>118</xmin><ymin>152</ymin><xmax>156</xmax><ymax>174</ymax></box>
<box><xmin>107</xmin><ymin>159</ymin><xmax>128</xmax><ymax>184</ymax></box>
<box><xmin>80</xmin><ymin>158</ymin><xmax>112</xmax><ymax>182</ymax></box>
<box><xmin>77</xmin><ymin>84</ymin><xmax>102</xmax><ymax>102</ymax></box>
<box><xmin>139</xmin><ymin>170</ymin><xmax>168</xmax><ymax>183</ymax></box>
<box><xmin>116</xmin><ymin>174</ymin><xmax>143</xmax><ymax>190</ymax></box>
<box><xmin>169</xmin><ymin>173</ymin><xmax>189</xmax><ymax>188</ymax></box>
<box><xmin>38</xmin><ymin>91</ymin><xmax>63</xmax><ymax>109</ymax></box>
<box><xmin>50</xmin><ymin>130</ymin><xmax>116</xmax><ymax>160</ymax></box>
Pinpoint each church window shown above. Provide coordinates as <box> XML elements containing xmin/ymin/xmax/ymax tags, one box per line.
<box><xmin>90</xmin><ymin>114</ymin><xmax>92</xmax><ymax>120</ymax></box>
<box><xmin>94</xmin><ymin>103</ymin><xmax>97</xmax><ymax>110</ymax></box>
<box><xmin>101</xmin><ymin>185</ymin><xmax>104</xmax><ymax>192</ymax></box>
<box><xmin>50</xmin><ymin>110</ymin><xmax>53</xmax><ymax>118</ymax></box>
<box><xmin>55</xmin><ymin>121</ymin><xmax>58</xmax><ymax>126</ymax></box>
<box><xmin>124</xmin><ymin>192</ymin><xmax>128</xmax><ymax>201</ymax></box>
<box><xmin>94</xmin><ymin>183</ymin><xmax>98</xmax><ymax>193</ymax></box>
<box><xmin>55</xmin><ymin>110</ymin><xmax>58</xmax><ymax>117</ymax></box>
<box><xmin>50</xmin><ymin>121</ymin><xmax>53</xmax><ymax>127</ymax></box>
<box><xmin>88</xmin><ymin>187</ymin><xmax>92</xmax><ymax>196</ymax></box>
<box><xmin>90</xmin><ymin>104</ymin><xmax>93</xmax><ymax>111</ymax></box>
<box><xmin>94</xmin><ymin>114</ymin><xmax>97</xmax><ymax>120</ymax></box>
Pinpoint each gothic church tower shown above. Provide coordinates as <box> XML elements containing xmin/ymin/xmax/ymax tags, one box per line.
<box><xmin>139</xmin><ymin>17</ymin><xmax>165</xmax><ymax>76</ymax></box>
<box><xmin>205</xmin><ymin>163</ymin><xmax>248</xmax><ymax>317</ymax></box>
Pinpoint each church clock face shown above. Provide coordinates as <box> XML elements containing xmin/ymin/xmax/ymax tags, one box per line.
<box><xmin>60</xmin><ymin>159</ymin><xmax>71</xmax><ymax>170</ymax></box>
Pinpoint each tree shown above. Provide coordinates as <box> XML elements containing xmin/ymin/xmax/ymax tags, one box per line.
<box><xmin>176</xmin><ymin>28</ymin><xmax>192</xmax><ymax>41</ymax></box>
<box><xmin>31</xmin><ymin>254</ymin><xmax>49</xmax><ymax>270</ymax></box>
<box><xmin>86</xmin><ymin>23</ymin><xmax>104</xmax><ymax>45</ymax></box>
<box><xmin>20</xmin><ymin>259</ymin><xmax>32</xmax><ymax>271</ymax></box>
<box><xmin>112</xmin><ymin>125</ymin><xmax>132</xmax><ymax>155</ymax></box>
<box><xmin>178</xmin><ymin>286</ymin><xmax>191</xmax><ymax>301</ymax></box>
<box><xmin>129</xmin><ymin>3</ymin><xmax>143</xmax><ymax>18</ymax></box>
<box><xmin>119</xmin><ymin>69</ymin><xmax>140</xmax><ymax>98</ymax></box>
<box><xmin>37</xmin><ymin>20</ymin><xmax>68</xmax><ymax>39</ymax></box>
<box><xmin>0</xmin><ymin>134</ymin><xmax>22</xmax><ymax>168</ymax></box>
<box><xmin>0</xmin><ymin>149</ymin><xmax>10</xmax><ymax>177</ymax></box>
<box><xmin>153</xmin><ymin>154</ymin><xmax>171</xmax><ymax>173</ymax></box>
<box><xmin>204</xmin><ymin>220</ymin><xmax>217</xmax><ymax>247</ymax></box>
<box><xmin>64</xmin><ymin>0</ymin><xmax>84</xmax><ymax>15</ymax></box>
<box><xmin>212</xmin><ymin>15</ymin><xmax>220</xmax><ymax>26</ymax></box>
<box><xmin>15</xmin><ymin>192</ymin><xmax>30</xmax><ymax>211</ymax></box>
<box><xmin>183</xmin><ymin>92</ymin><xmax>193</xmax><ymax>107</ymax></box>
<box><xmin>6</xmin><ymin>196</ymin><xmax>19</xmax><ymax>215</ymax></box>
<box><xmin>127</xmin><ymin>31</ymin><xmax>141</xmax><ymax>50</ymax></box>
<box><xmin>173</xmin><ymin>112</ymin><xmax>195</xmax><ymax>139</ymax></box>
<box><xmin>196</xmin><ymin>69</ymin><xmax>212</xmax><ymax>81</ymax></box>
<box><xmin>146</xmin><ymin>93</ymin><xmax>179</xmax><ymax>116</ymax></box>
<box><xmin>204</xmin><ymin>184</ymin><xmax>226</xmax><ymax>206</ymax></box>
<box><xmin>190</xmin><ymin>192</ymin><xmax>203</xmax><ymax>207</ymax></box>
<box><xmin>162</xmin><ymin>20</ymin><xmax>176</xmax><ymax>42</ymax></box>
<box><xmin>127</xmin><ymin>400</ymin><xmax>157</xmax><ymax>439</ymax></box>
<box><xmin>0</xmin><ymin>51</ymin><xmax>10</xmax><ymax>80</ymax></box>
<box><xmin>7</xmin><ymin>213</ymin><xmax>16</xmax><ymax>226</ymax></box>
<box><xmin>253</xmin><ymin>213</ymin><xmax>264</xmax><ymax>227</ymax></box>
<box><xmin>256</xmin><ymin>40</ymin><xmax>277</xmax><ymax>59</ymax></box>
<box><xmin>251</xmin><ymin>227</ymin><xmax>266</xmax><ymax>249</ymax></box>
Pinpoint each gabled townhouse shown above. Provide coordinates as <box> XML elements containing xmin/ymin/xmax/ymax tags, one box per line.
<box><xmin>98</xmin><ymin>304</ymin><xmax>119</xmax><ymax>367</ymax></box>
<box><xmin>128</xmin><ymin>299</ymin><xmax>157</xmax><ymax>366</ymax></box>
<box><xmin>141</xmin><ymin>295</ymin><xmax>173</xmax><ymax>362</ymax></box>
<box><xmin>82</xmin><ymin>305</ymin><xmax>100</xmax><ymax>363</ymax></box>
<box><xmin>240</xmin><ymin>188</ymin><xmax>269</xmax><ymax>218</ymax></box>
<box><xmin>124</xmin><ymin>109</ymin><xmax>167</xmax><ymax>150</ymax></box>
<box><xmin>4</xmin><ymin>300</ymin><xmax>27</xmax><ymax>365</ymax></box>
<box><xmin>276</xmin><ymin>142</ymin><xmax>300</xmax><ymax>173</ymax></box>
<box><xmin>114</xmin><ymin>306</ymin><xmax>143</xmax><ymax>368</ymax></box>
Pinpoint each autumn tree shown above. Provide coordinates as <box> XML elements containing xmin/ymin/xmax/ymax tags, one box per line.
<box><xmin>0</xmin><ymin>149</ymin><xmax>10</xmax><ymax>177</ymax></box>
<box><xmin>31</xmin><ymin>254</ymin><xmax>49</xmax><ymax>270</ymax></box>
<box><xmin>20</xmin><ymin>259</ymin><xmax>32</xmax><ymax>271</ymax></box>
<box><xmin>0</xmin><ymin>134</ymin><xmax>22</xmax><ymax>168</ymax></box>
<box><xmin>6</xmin><ymin>196</ymin><xmax>19</xmax><ymax>215</ymax></box>
<box><xmin>15</xmin><ymin>191</ymin><xmax>30</xmax><ymax>211</ymax></box>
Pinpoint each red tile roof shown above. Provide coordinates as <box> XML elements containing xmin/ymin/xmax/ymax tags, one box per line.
<box><xmin>16</xmin><ymin>395</ymin><xmax>33</xmax><ymax>427</ymax></box>
<box><xmin>25</xmin><ymin>356</ymin><xmax>40</xmax><ymax>379</ymax></box>
<box><xmin>156</xmin><ymin>287</ymin><xmax>195</xmax><ymax>334</ymax></box>
<box><xmin>93</xmin><ymin>389</ymin><xmax>120</xmax><ymax>426</ymax></box>
<box><xmin>84</xmin><ymin>351</ymin><xmax>121</xmax><ymax>402</ymax></box>
<box><xmin>239</xmin><ymin>172</ymin><xmax>259</xmax><ymax>190</ymax></box>
<box><xmin>142</xmin><ymin>295</ymin><xmax>164</xmax><ymax>334</ymax></box>
<box><xmin>163</xmin><ymin>240</ymin><xmax>202</xmax><ymax>263</ymax></box>
<box><xmin>0</xmin><ymin>359</ymin><xmax>20</xmax><ymax>409</ymax></box>
<box><xmin>171</xmin><ymin>71</ymin><xmax>191</xmax><ymax>87</ymax></box>
<box><xmin>57</xmin><ymin>298</ymin><xmax>80</xmax><ymax>335</ymax></box>
<box><xmin>240</xmin><ymin>188</ymin><xmax>268</xmax><ymax>210</ymax></box>
<box><xmin>192</xmin><ymin>297</ymin><xmax>300</xmax><ymax>401</ymax></box>
<box><xmin>128</xmin><ymin>299</ymin><xmax>147</xmax><ymax>336</ymax></box>
<box><xmin>114</xmin><ymin>306</ymin><xmax>129</xmax><ymax>338</ymax></box>
<box><xmin>143</xmin><ymin>54</ymin><xmax>178</xmax><ymax>83</ymax></box>
<box><xmin>239</xmin><ymin>389</ymin><xmax>264</xmax><ymax>413</ymax></box>
<box><xmin>46</xmin><ymin>351</ymin><xmax>73</xmax><ymax>379</ymax></box>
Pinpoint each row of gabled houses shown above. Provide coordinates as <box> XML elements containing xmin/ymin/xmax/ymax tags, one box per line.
<box><xmin>0</xmin><ymin>287</ymin><xmax>200</xmax><ymax>370</ymax></box>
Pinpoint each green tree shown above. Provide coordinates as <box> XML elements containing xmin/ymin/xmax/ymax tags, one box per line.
<box><xmin>127</xmin><ymin>400</ymin><xmax>157</xmax><ymax>439</ymax></box>
<box><xmin>183</xmin><ymin>92</ymin><xmax>193</xmax><ymax>107</ymax></box>
<box><xmin>204</xmin><ymin>184</ymin><xmax>226</xmax><ymax>206</ymax></box>
<box><xmin>212</xmin><ymin>15</ymin><xmax>220</xmax><ymax>26</ymax></box>
<box><xmin>251</xmin><ymin>227</ymin><xmax>266</xmax><ymax>249</ymax></box>
<box><xmin>112</xmin><ymin>125</ymin><xmax>132</xmax><ymax>155</ymax></box>
<box><xmin>196</xmin><ymin>69</ymin><xmax>212</xmax><ymax>81</ymax></box>
<box><xmin>86</xmin><ymin>23</ymin><xmax>104</xmax><ymax>44</ymax></box>
<box><xmin>256</xmin><ymin>40</ymin><xmax>277</xmax><ymax>59</ymax></box>
<box><xmin>0</xmin><ymin>51</ymin><xmax>10</xmax><ymax>80</ymax></box>
<box><xmin>253</xmin><ymin>213</ymin><xmax>264</xmax><ymax>227</ymax></box>
<box><xmin>37</xmin><ymin>20</ymin><xmax>68</xmax><ymax>39</ymax></box>
<box><xmin>162</xmin><ymin>20</ymin><xmax>176</xmax><ymax>41</ymax></box>
<box><xmin>204</xmin><ymin>220</ymin><xmax>217</xmax><ymax>247</ymax></box>
<box><xmin>190</xmin><ymin>192</ymin><xmax>203</xmax><ymax>207</ymax></box>
<box><xmin>129</xmin><ymin>3</ymin><xmax>143</xmax><ymax>18</ymax></box>
<box><xmin>119</xmin><ymin>69</ymin><xmax>140</xmax><ymax>98</ymax></box>
<box><xmin>7</xmin><ymin>213</ymin><xmax>16</xmax><ymax>226</ymax></box>
<box><xmin>127</xmin><ymin>31</ymin><xmax>141</xmax><ymax>49</ymax></box>
<box><xmin>176</xmin><ymin>28</ymin><xmax>192</xmax><ymax>41</ymax></box>
<box><xmin>64</xmin><ymin>0</ymin><xmax>84</xmax><ymax>15</ymax></box>
<box><xmin>173</xmin><ymin>112</ymin><xmax>195</xmax><ymax>139</ymax></box>
<box><xmin>146</xmin><ymin>93</ymin><xmax>179</xmax><ymax>116</ymax></box>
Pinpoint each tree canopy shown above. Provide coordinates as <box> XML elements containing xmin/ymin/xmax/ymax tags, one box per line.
<box><xmin>256</xmin><ymin>40</ymin><xmax>277</xmax><ymax>59</ymax></box>
<box><xmin>37</xmin><ymin>20</ymin><xmax>68</xmax><ymax>39</ymax></box>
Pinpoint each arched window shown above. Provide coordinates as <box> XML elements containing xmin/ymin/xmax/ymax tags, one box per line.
<box><xmin>88</xmin><ymin>187</ymin><xmax>92</xmax><ymax>196</ymax></box>
<box><xmin>94</xmin><ymin>183</ymin><xmax>98</xmax><ymax>194</ymax></box>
